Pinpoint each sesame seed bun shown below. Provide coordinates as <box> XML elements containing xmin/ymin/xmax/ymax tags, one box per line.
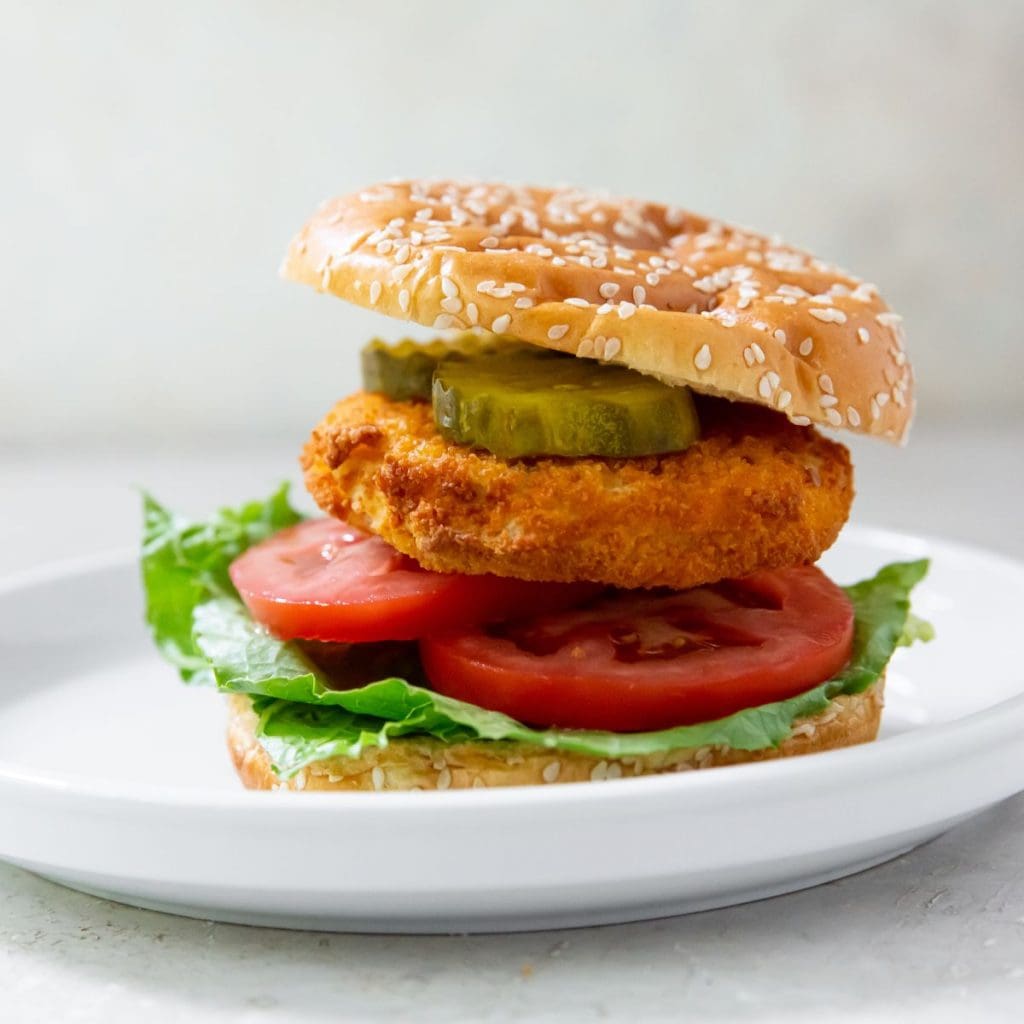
<box><xmin>281</xmin><ymin>180</ymin><xmax>913</xmax><ymax>442</ymax></box>
<box><xmin>226</xmin><ymin>680</ymin><xmax>884</xmax><ymax>792</ymax></box>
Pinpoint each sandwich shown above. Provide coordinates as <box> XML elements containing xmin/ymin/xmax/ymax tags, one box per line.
<box><xmin>141</xmin><ymin>179</ymin><xmax>932</xmax><ymax>791</ymax></box>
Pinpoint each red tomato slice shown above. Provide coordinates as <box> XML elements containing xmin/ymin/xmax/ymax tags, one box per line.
<box><xmin>229</xmin><ymin>518</ymin><xmax>600</xmax><ymax>643</ymax></box>
<box><xmin>420</xmin><ymin>567</ymin><xmax>855</xmax><ymax>731</ymax></box>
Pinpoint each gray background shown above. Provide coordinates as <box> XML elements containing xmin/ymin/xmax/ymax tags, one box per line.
<box><xmin>3</xmin><ymin>0</ymin><xmax>1023</xmax><ymax>448</ymax></box>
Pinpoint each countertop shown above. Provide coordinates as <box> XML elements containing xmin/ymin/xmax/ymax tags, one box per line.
<box><xmin>1</xmin><ymin>419</ymin><xmax>1022</xmax><ymax>1023</ymax></box>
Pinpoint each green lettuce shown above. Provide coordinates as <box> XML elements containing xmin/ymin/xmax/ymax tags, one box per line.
<box><xmin>141</xmin><ymin>485</ymin><xmax>302</xmax><ymax>684</ymax></box>
<box><xmin>142</xmin><ymin>488</ymin><xmax>932</xmax><ymax>778</ymax></box>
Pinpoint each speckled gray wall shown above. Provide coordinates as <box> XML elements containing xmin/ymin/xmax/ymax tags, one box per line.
<box><xmin>3</xmin><ymin>0</ymin><xmax>1021</xmax><ymax>443</ymax></box>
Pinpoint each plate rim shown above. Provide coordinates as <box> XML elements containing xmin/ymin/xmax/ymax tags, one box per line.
<box><xmin>1</xmin><ymin>524</ymin><xmax>1023</xmax><ymax>814</ymax></box>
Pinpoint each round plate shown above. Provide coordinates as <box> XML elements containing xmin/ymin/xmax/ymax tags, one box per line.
<box><xmin>0</xmin><ymin>526</ymin><xmax>1021</xmax><ymax>934</ymax></box>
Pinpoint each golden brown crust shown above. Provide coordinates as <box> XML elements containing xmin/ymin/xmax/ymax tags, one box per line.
<box><xmin>301</xmin><ymin>391</ymin><xmax>853</xmax><ymax>590</ymax></box>
<box><xmin>227</xmin><ymin>681</ymin><xmax>884</xmax><ymax>792</ymax></box>
<box><xmin>281</xmin><ymin>180</ymin><xmax>913</xmax><ymax>442</ymax></box>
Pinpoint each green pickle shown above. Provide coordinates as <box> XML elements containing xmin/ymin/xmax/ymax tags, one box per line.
<box><xmin>432</xmin><ymin>346</ymin><xmax>701</xmax><ymax>459</ymax></box>
<box><xmin>361</xmin><ymin>334</ymin><xmax>503</xmax><ymax>401</ymax></box>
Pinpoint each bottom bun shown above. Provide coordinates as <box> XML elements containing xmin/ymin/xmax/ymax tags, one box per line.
<box><xmin>226</xmin><ymin>680</ymin><xmax>884</xmax><ymax>792</ymax></box>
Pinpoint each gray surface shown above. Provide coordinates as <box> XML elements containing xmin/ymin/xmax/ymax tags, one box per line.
<box><xmin>1</xmin><ymin>420</ymin><xmax>1022</xmax><ymax>1022</ymax></box>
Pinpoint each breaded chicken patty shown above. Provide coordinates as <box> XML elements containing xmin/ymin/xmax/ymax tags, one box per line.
<box><xmin>302</xmin><ymin>393</ymin><xmax>853</xmax><ymax>590</ymax></box>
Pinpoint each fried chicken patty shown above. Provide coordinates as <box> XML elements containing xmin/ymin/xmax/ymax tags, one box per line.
<box><xmin>301</xmin><ymin>392</ymin><xmax>853</xmax><ymax>590</ymax></box>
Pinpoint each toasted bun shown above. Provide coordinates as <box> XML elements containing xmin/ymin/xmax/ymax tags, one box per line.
<box><xmin>227</xmin><ymin>681</ymin><xmax>884</xmax><ymax>792</ymax></box>
<box><xmin>282</xmin><ymin>180</ymin><xmax>912</xmax><ymax>442</ymax></box>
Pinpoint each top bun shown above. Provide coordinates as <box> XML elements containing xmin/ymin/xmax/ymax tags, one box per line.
<box><xmin>282</xmin><ymin>179</ymin><xmax>913</xmax><ymax>442</ymax></box>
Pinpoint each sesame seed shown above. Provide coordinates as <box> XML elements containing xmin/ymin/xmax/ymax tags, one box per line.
<box><xmin>777</xmin><ymin>390</ymin><xmax>792</xmax><ymax>410</ymax></box>
<box><xmin>847</xmin><ymin>406</ymin><xmax>861</xmax><ymax>426</ymax></box>
<box><xmin>603</xmin><ymin>337</ymin><xmax>622</xmax><ymax>360</ymax></box>
<box><xmin>694</xmin><ymin>344</ymin><xmax>712</xmax><ymax>370</ymax></box>
<box><xmin>441</xmin><ymin>276</ymin><xmax>458</xmax><ymax>298</ymax></box>
<box><xmin>808</xmin><ymin>307</ymin><xmax>847</xmax><ymax>324</ymax></box>
<box><xmin>548</xmin><ymin>324</ymin><xmax>569</xmax><ymax>340</ymax></box>
<box><xmin>792</xmin><ymin>415</ymin><xmax>811</xmax><ymax>426</ymax></box>
<box><xmin>876</xmin><ymin>312</ymin><xmax>903</xmax><ymax>328</ymax></box>
<box><xmin>590</xmin><ymin>761</ymin><xmax>609</xmax><ymax>782</ymax></box>
<box><xmin>433</xmin><ymin>313</ymin><xmax>459</xmax><ymax>330</ymax></box>
<box><xmin>633</xmin><ymin>285</ymin><xmax>646</xmax><ymax>305</ymax></box>
<box><xmin>371</xmin><ymin>766</ymin><xmax>385</xmax><ymax>791</ymax></box>
<box><xmin>440</xmin><ymin>258</ymin><xmax>455</xmax><ymax>276</ymax></box>
<box><xmin>820</xmin><ymin>394</ymin><xmax>839</xmax><ymax>407</ymax></box>
<box><xmin>394</xmin><ymin>244</ymin><xmax>410</xmax><ymax>264</ymax></box>
<box><xmin>857</xmin><ymin>327</ymin><xmax>870</xmax><ymax>343</ymax></box>
<box><xmin>743</xmin><ymin>348</ymin><xmax>755</xmax><ymax>367</ymax></box>
<box><xmin>466</xmin><ymin>302</ymin><xmax>478</xmax><ymax>324</ymax></box>
<box><xmin>576</xmin><ymin>339</ymin><xmax>596</xmax><ymax>358</ymax></box>
<box><xmin>774</xmin><ymin>329</ymin><xmax>787</xmax><ymax>344</ymax></box>
<box><xmin>369</xmin><ymin>281</ymin><xmax>382</xmax><ymax>305</ymax></box>
<box><xmin>514</xmin><ymin>297</ymin><xmax>534</xmax><ymax>309</ymax></box>
<box><xmin>477</xmin><ymin>280</ymin><xmax>496</xmax><ymax>293</ymax></box>
<box><xmin>398</xmin><ymin>289</ymin><xmax>410</xmax><ymax>313</ymax></box>
<box><xmin>825</xmin><ymin>408</ymin><xmax>843</xmax><ymax>426</ymax></box>
<box><xmin>646</xmin><ymin>273</ymin><xmax>660</xmax><ymax>286</ymax></box>
<box><xmin>876</xmin><ymin>391</ymin><xmax>891</xmax><ymax>407</ymax></box>
<box><xmin>616</xmin><ymin>301</ymin><xmax>637</xmax><ymax>320</ymax></box>
<box><xmin>596</xmin><ymin>303</ymin><xmax>614</xmax><ymax>315</ymax></box>
<box><xmin>492</xmin><ymin>314</ymin><xmax>511</xmax><ymax>333</ymax></box>
<box><xmin>437</xmin><ymin>767</ymin><xmax>452</xmax><ymax>790</ymax></box>
<box><xmin>542</xmin><ymin>761</ymin><xmax>561</xmax><ymax>783</ymax></box>
<box><xmin>480</xmin><ymin>236</ymin><xmax>499</xmax><ymax>248</ymax></box>
<box><xmin>751</xmin><ymin>343</ymin><xmax>766</xmax><ymax>364</ymax></box>
<box><xmin>440</xmin><ymin>296</ymin><xmax>462</xmax><ymax>314</ymax></box>
<box><xmin>870</xmin><ymin>398</ymin><xmax>881</xmax><ymax>420</ymax></box>
<box><xmin>758</xmin><ymin>375</ymin><xmax>773</xmax><ymax>399</ymax></box>
<box><xmin>565</xmin><ymin>297</ymin><xmax>590</xmax><ymax>308</ymax></box>
<box><xmin>375</xmin><ymin>240</ymin><xmax>393</xmax><ymax>255</ymax></box>
<box><xmin>799</xmin><ymin>337</ymin><xmax>814</xmax><ymax>357</ymax></box>
<box><xmin>819</xmin><ymin>373</ymin><xmax>835</xmax><ymax>394</ymax></box>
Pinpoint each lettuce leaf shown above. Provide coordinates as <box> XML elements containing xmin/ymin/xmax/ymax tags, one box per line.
<box><xmin>141</xmin><ymin>485</ymin><xmax>301</xmax><ymax>684</ymax></box>
<box><xmin>142</xmin><ymin>488</ymin><xmax>932</xmax><ymax>777</ymax></box>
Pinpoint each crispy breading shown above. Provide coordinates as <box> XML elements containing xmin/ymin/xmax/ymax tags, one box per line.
<box><xmin>301</xmin><ymin>392</ymin><xmax>853</xmax><ymax>590</ymax></box>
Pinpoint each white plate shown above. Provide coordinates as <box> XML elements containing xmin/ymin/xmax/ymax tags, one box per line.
<box><xmin>0</xmin><ymin>526</ymin><xmax>1022</xmax><ymax>934</ymax></box>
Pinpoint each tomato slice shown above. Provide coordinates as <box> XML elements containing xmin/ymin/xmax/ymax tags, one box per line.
<box><xmin>229</xmin><ymin>518</ymin><xmax>599</xmax><ymax>643</ymax></box>
<box><xmin>420</xmin><ymin>567</ymin><xmax>854</xmax><ymax>731</ymax></box>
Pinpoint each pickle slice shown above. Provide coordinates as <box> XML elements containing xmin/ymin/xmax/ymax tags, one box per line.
<box><xmin>432</xmin><ymin>347</ymin><xmax>700</xmax><ymax>458</ymax></box>
<box><xmin>361</xmin><ymin>334</ymin><xmax>511</xmax><ymax>401</ymax></box>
